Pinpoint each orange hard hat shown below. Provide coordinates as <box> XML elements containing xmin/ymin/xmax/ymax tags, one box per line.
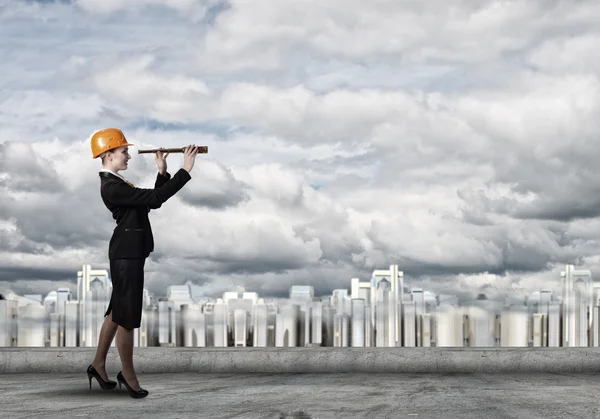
<box><xmin>90</xmin><ymin>128</ymin><xmax>134</xmax><ymax>159</ymax></box>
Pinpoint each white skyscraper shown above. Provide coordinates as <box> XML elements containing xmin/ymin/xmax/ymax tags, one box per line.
<box><xmin>49</xmin><ymin>312</ymin><xmax>61</xmax><ymax>347</ymax></box>
<box><xmin>17</xmin><ymin>302</ymin><xmax>45</xmax><ymax>347</ymax></box>
<box><xmin>532</xmin><ymin>312</ymin><xmax>547</xmax><ymax>347</ymax></box>
<box><xmin>77</xmin><ymin>265</ymin><xmax>111</xmax><ymax>348</ymax></box>
<box><xmin>333</xmin><ymin>313</ymin><xmax>343</xmax><ymax>347</ymax></box>
<box><xmin>548</xmin><ymin>301</ymin><xmax>561</xmax><ymax>347</ymax></box>
<box><xmin>561</xmin><ymin>264</ymin><xmax>593</xmax><ymax>347</ymax></box>
<box><xmin>500</xmin><ymin>307</ymin><xmax>528</xmax><ymax>347</ymax></box>
<box><xmin>43</xmin><ymin>291</ymin><xmax>57</xmax><ymax>347</ymax></box>
<box><xmin>466</xmin><ymin>303</ymin><xmax>497</xmax><ymax>347</ymax></box>
<box><xmin>158</xmin><ymin>300</ymin><xmax>176</xmax><ymax>346</ymax></box>
<box><xmin>351</xmin><ymin>279</ymin><xmax>371</xmax><ymax>305</ymax></box>
<box><xmin>223</xmin><ymin>290</ymin><xmax>256</xmax><ymax>344</ymax></box>
<box><xmin>166</xmin><ymin>285</ymin><xmax>195</xmax><ymax>310</ymax></box>
<box><xmin>412</xmin><ymin>288</ymin><xmax>425</xmax><ymax>345</ymax></box>
<box><xmin>64</xmin><ymin>300</ymin><xmax>79</xmax><ymax>347</ymax></box>
<box><xmin>322</xmin><ymin>305</ymin><xmax>334</xmax><ymax>346</ymax></box>
<box><xmin>332</xmin><ymin>289</ymin><xmax>351</xmax><ymax>317</ymax></box>
<box><xmin>435</xmin><ymin>304</ymin><xmax>464</xmax><ymax>347</ymax></box>
<box><xmin>213</xmin><ymin>300</ymin><xmax>228</xmax><ymax>347</ymax></box>
<box><xmin>421</xmin><ymin>313</ymin><xmax>432</xmax><ymax>347</ymax></box>
<box><xmin>56</xmin><ymin>288</ymin><xmax>71</xmax><ymax>316</ymax></box>
<box><xmin>276</xmin><ymin>304</ymin><xmax>299</xmax><ymax>347</ymax></box>
<box><xmin>233</xmin><ymin>308</ymin><xmax>250</xmax><ymax>347</ymax></box>
<box><xmin>375</xmin><ymin>279</ymin><xmax>390</xmax><ymax>347</ymax></box>
<box><xmin>311</xmin><ymin>300</ymin><xmax>324</xmax><ymax>346</ymax></box>
<box><xmin>0</xmin><ymin>296</ymin><xmax>18</xmax><ymax>347</ymax></box>
<box><xmin>290</xmin><ymin>286</ymin><xmax>314</xmax><ymax>304</ymax></box>
<box><xmin>403</xmin><ymin>301</ymin><xmax>416</xmax><ymax>347</ymax></box>
<box><xmin>266</xmin><ymin>302</ymin><xmax>278</xmax><ymax>347</ymax></box>
<box><xmin>594</xmin><ymin>305</ymin><xmax>600</xmax><ymax>347</ymax></box>
<box><xmin>351</xmin><ymin>299</ymin><xmax>366</xmax><ymax>347</ymax></box>
<box><xmin>181</xmin><ymin>303</ymin><xmax>205</xmax><ymax>347</ymax></box>
<box><xmin>203</xmin><ymin>302</ymin><xmax>215</xmax><ymax>347</ymax></box>
<box><xmin>364</xmin><ymin>304</ymin><xmax>373</xmax><ymax>347</ymax></box>
<box><xmin>164</xmin><ymin>285</ymin><xmax>196</xmax><ymax>346</ymax></box>
<box><xmin>253</xmin><ymin>302</ymin><xmax>268</xmax><ymax>347</ymax></box>
<box><xmin>370</xmin><ymin>265</ymin><xmax>404</xmax><ymax>346</ymax></box>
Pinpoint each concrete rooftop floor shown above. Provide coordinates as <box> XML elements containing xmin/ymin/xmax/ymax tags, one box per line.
<box><xmin>1</xmin><ymin>372</ymin><xmax>599</xmax><ymax>419</ymax></box>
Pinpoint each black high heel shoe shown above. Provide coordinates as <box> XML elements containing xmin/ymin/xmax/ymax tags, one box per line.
<box><xmin>86</xmin><ymin>364</ymin><xmax>117</xmax><ymax>390</ymax></box>
<box><xmin>117</xmin><ymin>371</ymin><xmax>149</xmax><ymax>399</ymax></box>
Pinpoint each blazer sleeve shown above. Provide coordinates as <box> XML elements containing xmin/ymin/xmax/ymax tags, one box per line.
<box><xmin>149</xmin><ymin>172</ymin><xmax>172</xmax><ymax>211</ymax></box>
<box><xmin>155</xmin><ymin>171</ymin><xmax>171</xmax><ymax>189</ymax></box>
<box><xmin>103</xmin><ymin>168</ymin><xmax>191</xmax><ymax>208</ymax></box>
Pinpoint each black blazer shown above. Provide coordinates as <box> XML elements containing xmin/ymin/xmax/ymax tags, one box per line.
<box><xmin>99</xmin><ymin>168</ymin><xmax>192</xmax><ymax>260</ymax></box>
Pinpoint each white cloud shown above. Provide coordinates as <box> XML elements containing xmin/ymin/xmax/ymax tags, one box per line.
<box><xmin>197</xmin><ymin>0</ymin><xmax>600</xmax><ymax>71</ymax></box>
<box><xmin>1</xmin><ymin>0</ymin><xmax>600</xmax><ymax>304</ymax></box>
<box><xmin>90</xmin><ymin>54</ymin><xmax>211</xmax><ymax>122</ymax></box>
<box><xmin>527</xmin><ymin>34</ymin><xmax>600</xmax><ymax>75</ymax></box>
<box><xmin>73</xmin><ymin>0</ymin><xmax>219</xmax><ymax>20</ymax></box>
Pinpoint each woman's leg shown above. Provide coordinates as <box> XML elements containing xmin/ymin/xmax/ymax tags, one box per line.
<box><xmin>117</xmin><ymin>325</ymin><xmax>141</xmax><ymax>390</ymax></box>
<box><xmin>116</xmin><ymin>257</ymin><xmax>146</xmax><ymax>391</ymax></box>
<box><xmin>91</xmin><ymin>311</ymin><xmax>118</xmax><ymax>381</ymax></box>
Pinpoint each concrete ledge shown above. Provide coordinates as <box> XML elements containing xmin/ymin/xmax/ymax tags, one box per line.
<box><xmin>2</xmin><ymin>348</ymin><xmax>600</xmax><ymax>373</ymax></box>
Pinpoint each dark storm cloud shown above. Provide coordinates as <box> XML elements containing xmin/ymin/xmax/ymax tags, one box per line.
<box><xmin>97</xmin><ymin>106</ymin><xmax>127</xmax><ymax>122</ymax></box>
<box><xmin>0</xmin><ymin>142</ymin><xmax>64</xmax><ymax>194</ymax></box>
<box><xmin>460</xmin><ymin>103</ymin><xmax>600</xmax><ymax>223</ymax></box>
<box><xmin>175</xmin><ymin>246</ymin><xmax>314</xmax><ymax>277</ymax></box>
<box><xmin>208</xmin><ymin>257</ymin><xmax>304</xmax><ymax>275</ymax></box>
<box><xmin>514</xmin><ymin>196</ymin><xmax>600</xmax><ymax>222</ymax></box>
<box><xmin>0</xmin><ymin>264</ymin><xmax>78</xmax><ymax>282</ymax></box>
<box><xmin>0</xmin><ymin>230</ymin><xmax>47</xmax><ymax>254</ymax></box>
<box><xmin>0</xmin><ymin>178</ymin><xmax>115</xmax><ymax>251</ymax></box>
<box><xmin>502</xmin><ymin>145</ymin><xmax>600</xmax><ymax>222</ymax></box>
<box><xmin>179</xmin><ymin>185</ymin><xmax>249</xmax><ymax>210</ymax></box>
<box><xmin>459</xmin><ymin>176</ymin><xmax>600</xmax><ymax>223</ymax></box>
<box><xmin>178</xmin><ymin>162</ymin><xmax>251</xmax><ymax>209</ymax></box>
<box><xmin>0</xmin><ymin>141</ymin><xmax>111</xmax><ymax>252</ymax></box>
<box><xmin>368</xmin><ymin>214</ymin><xmax>578</xmax><ymax>282</ymax></box>
<box><xmin>460</xmin><ymin>206</ymin><xmax>494</xmax><ymax>227</ymax></box>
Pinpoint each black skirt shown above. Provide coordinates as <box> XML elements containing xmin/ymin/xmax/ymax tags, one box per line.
<box><xmin>104</xmin><ymin>258</ymin><xmax>146</xmax><ymax>329</ymax></box>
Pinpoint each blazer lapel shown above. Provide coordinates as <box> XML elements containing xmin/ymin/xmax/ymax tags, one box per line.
<box><xmin>99</xmin><ymin>171</ymin><xmax>134</xmax><ymax>186</ymax></box>
<box><xmin>99</xmin><ymin>171</ymin><xmax>124</xmax><ymax>182</ymax></box>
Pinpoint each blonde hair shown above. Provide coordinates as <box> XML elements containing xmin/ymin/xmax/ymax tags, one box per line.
<box><xmin>100</xmin><ymin>150</ymin><xmax>113</xmax><ymax>164</ymax></box>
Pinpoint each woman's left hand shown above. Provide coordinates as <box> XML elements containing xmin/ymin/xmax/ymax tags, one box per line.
<box><xmin>155</xmin><ymin>147</ymin><xmax>169</xmax><ymax>174</ymax></box>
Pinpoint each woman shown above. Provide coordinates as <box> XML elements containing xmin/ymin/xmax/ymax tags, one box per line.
<box><xmin>86</xmin><ymin>128</ymin><xmax>200</xmax><ymax>398</ymax></box>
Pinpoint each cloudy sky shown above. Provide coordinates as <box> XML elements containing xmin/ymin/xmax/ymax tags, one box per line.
<box><xmin>1</xmin><ymin>0</ymin><xmax>599</xmax><ymax>303</ymax></box>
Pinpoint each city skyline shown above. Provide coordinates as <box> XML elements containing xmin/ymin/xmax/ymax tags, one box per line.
<box><xmin>2</xmin><ymin>1</ymin><xmax>600</xmax><ymax>305</ymax></box>
<box><xmin>2</xmin><ymin>262</ymin><xmax>599</xmax><ymax>348</ymax></box>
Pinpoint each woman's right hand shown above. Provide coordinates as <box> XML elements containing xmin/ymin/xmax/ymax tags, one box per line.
<box><xmin>183</xmin><ymin>144</ymin><xmax>199</xmax><ymax>173</ymax></box>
